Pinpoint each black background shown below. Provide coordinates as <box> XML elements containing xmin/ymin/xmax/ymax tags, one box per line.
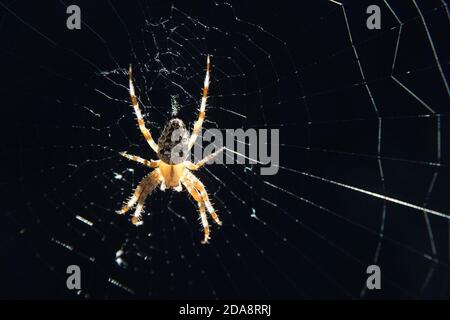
<box><xmin>0</xmin><ymin>0</ymin><xmax>449</xmax><ymax>299</ymax></box>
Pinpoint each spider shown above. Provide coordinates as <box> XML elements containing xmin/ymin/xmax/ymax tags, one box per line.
<box><xmin>117</xmin><ymin>55</ymin><xmax>224</xmax><ymax>244</ymax></box>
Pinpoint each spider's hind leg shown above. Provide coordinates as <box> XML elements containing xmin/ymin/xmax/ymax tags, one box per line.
<box><xmin>129</xmin><ymin>65</ymin><xmax>159</xmax><ymax>153</ymax></box>
<box><xmin>188</xmin><ymin>54</ymin><xmax>211</xmax><ymax>151</ymax></box>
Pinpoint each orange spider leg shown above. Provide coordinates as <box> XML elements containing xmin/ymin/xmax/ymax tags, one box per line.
<box><xmin>181</xmin><ymin>174</ymin><xmax>210</xmax><ymax>244</ymax></box>
<box><xmin>119</xmin><ymin>151</ymin><xmax>160</xmax><ymax>168</ymax></box>
<box><xmin>117</xmin><ymin>179</ymin><xmax>146</xmax><ymax>215</ymax></box>
<box><xmin>131</xmin><ymin>169</ymin><xmax>162</xmax><ymax>225</ymax></box>
<box><xmin>129</xmin><ymin>65</ymin><xmax>159</xmax><ymax>153</ymax></box>
<box><xmin>117</xmin><ymin>169</ymin><xmax>161</xmax><ymax>221</ymax></box>
<box><xmin>185</xmin><ymin>147</ymin><xmax>224</xmax><ymax>171</ymax></box>
<box><xmin>188</xmin><ymin>54</ymin><xmax>211</xmax><ymax>151</ymax></box>
<box><xmin>197</xmin><ymin>201</ymin><xmax>210</xmax><ymax>244</ymax></box>
<box><xmin>185</xmin><ymin>171</ymin><xmax>222</xmax><ymax>226</ymax></box>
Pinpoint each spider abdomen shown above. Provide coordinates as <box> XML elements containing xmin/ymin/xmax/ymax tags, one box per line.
<box><xmin>157</xmin><ymin>118</ymin><xmax>189</xmax><ymax>164</ymax></box>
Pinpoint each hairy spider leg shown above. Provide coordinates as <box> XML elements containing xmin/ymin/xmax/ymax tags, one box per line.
<box><xmin>188</xmin><ymin>54</ymin><xmax>210</xmax><ymax>150</ymax></box>
<box><xmin>181</xmin><ymin>174</ymin><xmax>210</xmax><ymax>244</ymax></box>
<box><xmin>187</xmin><ymin>171</ymin><xmax>222</xmax><ymax>226</ymax></box>
<box><xmin>131</xmin><ymin>169</ymin><xmax>162</xmax><ymax>225</ymax></box>
<box><xmin>197</xmin><ymin>201</ymin><xmax>210</xmax><ymax>244</ymax></box>
<box><xmin>117</xmin><ymin>169</ymin><xmax>161</xmax><ymax>217</ymax></box>
<box><xmin>186</xmin><ymin>147</ymin><xmax>224</xmax><ymax>171</ymax></box>
<box><xmin>119</xmin><ymin>151</ymin><xmax>160</xmax><ymax>168</ymax></box>
<box><xmin>129</xmin><ymin>65</ymin><xmax>159</xmax><ymax>153</ymax></box>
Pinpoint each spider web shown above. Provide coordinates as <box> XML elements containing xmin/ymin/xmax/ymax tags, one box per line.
<box><xmin>1</xmin><ymin>0</ymin><xmax>450</xmax><ymax>299</ymax></box>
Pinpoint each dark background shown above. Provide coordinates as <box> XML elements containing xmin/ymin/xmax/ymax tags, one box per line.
<box><xmin>0</xmin><ymin>0</ymin><xmax>449</xmax><ymax>299</ymax></box>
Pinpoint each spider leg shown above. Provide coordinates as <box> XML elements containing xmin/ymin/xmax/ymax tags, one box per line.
<box><xmin>130</xmin><ymin>185</ymin><xmax>151</xmax><ymax>226</ymax></box>
<box><xmin>131</xmin><ymin>198</ymin><xmax>145</xmax><ymax>226</ymax></box>
<box><xmin>185</xmin><ymin>147</ymin><xmax>224</xmax><ymax>171</ymax></box>
<box><xmin>197</xmin><ymin>201</ymin><xmax>210</xmax><ymax>244</ymax></box>
<box><xmin>188</xmin><ymin>54</ymin><xmax>210</xmax><ymax>151</ymax></box>
<box><xmin>117</xmin><ymin>169</ymin><xmax>161</xmax><ymax>218</ymax></box>
<box><xmin>130</xmin><ymin>169</ymin><xmax>162</xmax><ymax>225</ymax></box>
<box><xmin>117</xmin><ymin>179</ymin><xmax>145</xmax><ymax>215</ymax></box>
<box><xmin>185</xmin><ymin>171</ymin><xmax>222</xmax><ymax>226</ymax></box>
<box><xmin>119</xmin><ymin>151</ymin><xmax>160</xmax><ymax>168</ymax></box>
<box><xmin>129</xmin><ymin>65</ymin><xmax>159</xmax><ymax>153</ymax></box>
<box><xmin>181</xmin><ymin>174</ymin><xmax>210</xmax><ymax>244</ymax></box>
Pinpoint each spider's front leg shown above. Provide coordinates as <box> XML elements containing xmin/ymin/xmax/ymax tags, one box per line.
<box><xmin>198</xmin><ymin>201</ymin><xmax>210</xmax><ymax>244</ymax></box>
<box><xmin>188</xmin><ymin>171</ymin><xmax>222</xmax><ymax>226</ymax></box>
<box><xmin>117</xmin><ymin>169</ymin><xmax>162</xmax><ymax>225</ymax></box>
<box><xmin>181</xmin><ymin>171</ymin><xmax>222</xmax><ymax>244</ymax></box>
<box><xmin>181</xmin><ymin>173</ymin><xmax>211</xmax><ymax>244</ymax></box>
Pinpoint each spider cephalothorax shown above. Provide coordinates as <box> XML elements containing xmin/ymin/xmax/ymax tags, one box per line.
<box><xmin>117</xmin><ymin>55</ymin><xmax>223</xmax><ymax>244</ymax></box>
